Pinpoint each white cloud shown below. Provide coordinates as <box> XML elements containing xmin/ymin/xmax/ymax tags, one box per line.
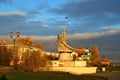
<box><xmin>59</xmin><ymin>25</ymin><xmax>66</xmax><ymax>28</ymax></box>
<box><xmin>0</xmin><ymin>29</ymin><xmax>120</xmax><ymax>41</ymax></box>
<box><xmin>0</xmin><ymin>12</ymin><xmax>26</xmax><ymax>16</ymax></box>
<box><xmin>31</xmin><ymin>35</ymin><xmax>57</xmax><ymax>41</ymax></box>
<box><xmin>0</xmin><ymin>35</ymin><xmax>9</xmax><ymax>40</ymax></box>
<box><xmin>40</xmin><ymin>23</ymin><xmax>49</xmax><ymax>27</ymax></box>
<box><xmin>18</xmin><ymin>30</ymin><xmax>120</xmax><ymax>41</ymax></box>
<box><xmin>68</xmin><ymin>29</ymin><xmax>120</xmax><ymax>40</ymax></box>
<box><xmin>99</xmin><ymin>26</ymin><xmax>120</xmax><ymax>30</ymax></box>
<box><xmin>25</xmin><ymin>29</ymin><xmax>120</xmax><ymax>41</ymax></box>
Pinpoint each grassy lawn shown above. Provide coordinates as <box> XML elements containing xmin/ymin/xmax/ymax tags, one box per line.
<box><xmin>0</xmin><ymin>72</ymin><xmax>107</xmax><ymax>80</ymax></box>
<box><xmin>106</xmin><ymin>66</ymin><xmax>120</xmax><ymax>71</ymax></box>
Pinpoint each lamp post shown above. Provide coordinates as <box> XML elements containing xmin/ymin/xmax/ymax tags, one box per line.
<box><xmin>10</xmin><ymin>32</ymin><xmax>20</xmax><ymax>47</ymax></box>
<box><xmin>9</xmin><ymin>32</ymin><xmax>20</xmax><ymax>65</ymax></box>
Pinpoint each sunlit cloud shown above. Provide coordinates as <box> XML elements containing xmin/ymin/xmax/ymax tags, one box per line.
<box><xmin>0</xmin><ymin>12</ymin><xmax>26</xmax><ymax>16</ymax></box>
<box><xmin>0</xmin><ymin>29</ymin><xmax>120</xmax><ymax>61</ymax></box>
<box><xmin>68</xmin><ymin>29</ymin><xmax>120</xmax><ymax>40</ymax></box>
<box><xmin>0</xmin><ymin>35</ymin><xmax>9</xmax><ymax>40</ymax></box>
<box><xmin>31</xmin><ymin>35</ymin><xmax>57</xmax><ymax>41</ymax></box>
<box><xmin>0</xmin><ymin>28</ymin><xmax>120</xmax><ymax>41</ymax></box>
<box><xmin>0</xmin><ymin>35</ymin><xmax>56</xmax><ymax>44</ymax></box>
<box><xmin>99</xmin><ymin>26</ymin><xmax>120</xmax><ymax>30</ymax></box>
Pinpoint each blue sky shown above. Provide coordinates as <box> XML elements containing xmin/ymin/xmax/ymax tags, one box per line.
<box><xmin>0</xmin><ymin>0</ymin><xmax>120</xmax><ymax>61</ymax></box>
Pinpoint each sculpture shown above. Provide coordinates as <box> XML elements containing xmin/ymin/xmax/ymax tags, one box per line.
<box><xmin>57</xmin><ymin>28</ymin><xmax>85</xmax><ymax>61</ymax></box>
<box><xmin>57</xmin><ymin>28</ymin><xmax>85</xmax><ymax>53</ymax></box>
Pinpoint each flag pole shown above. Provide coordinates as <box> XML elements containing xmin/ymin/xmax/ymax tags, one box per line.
<box><xmin>65</xmin><ymin>16</ymin><xmax>68</xmax><ymax>27</ymax></box>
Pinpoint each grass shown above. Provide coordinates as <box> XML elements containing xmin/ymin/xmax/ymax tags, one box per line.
<box><xmin>0</xmin><ymin>72</ymin><xmax>107</xmax><ymax>80</ymax></box>
<box><xmin>106</xmin><ymin>66</ymin><xmax>120</xmax><ymax>71</ymax></box>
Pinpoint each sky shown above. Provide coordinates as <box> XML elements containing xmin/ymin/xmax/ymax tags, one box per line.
<box><xmin>0</xmin><ymin>0</ymin><xmax>120</xmax><ymax>62</ymax></box>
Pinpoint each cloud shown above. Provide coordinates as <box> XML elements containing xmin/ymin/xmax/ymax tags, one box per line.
<box><xmin>0</xmin><ymin>0</ymin><xmax>120</xmax><ymax>61</ymax></box>
<box><xmin>37</xmin><ymin>1</ymin><xmax>49</xmax><ymax>10</ymax></box>
<box><xmin>0</xmin><ymin>12</ymin><xmax>52</xmax><ymax>35</ymax></box>
<box><xmin>2</xmin><ymin>29</ymin><xmax>119</xmax><ymax>42</ymax></box>
<box><xmin>31</xmin><ymin>29</ymin><xmax>120</xmax><ymax>61</ymax></box>
<box><xmin>68</xmin><ymin>29</ymin><xmax>120</xmax><ymax>40</ymax></box>
<box><xmin>49</xmin><ymin>0</ymin><xmax>120</xmax><ymax>30</ymax></box>
<box><xmin>0</xmin><ymin>0</ymin><xmax>13</xmax><ymax>4</ymax></box>
<box><xmin>9</xmin><ymin>29</ymin><xmax>118</xmax><ymax>42</ymax></box>
<box><xmin>27</xmin><ymin>11</ymin><xmax>43</xmax><ymax>18</ymax></box>
<box><xmin>0</xmin><ymin>12</ymin><xmax>26</xmax><ymax>16</ymax></box>
<box><xmin>99</xmin><ymin>26</ymin><xmax>120</xmax><ymax>31</ymax></box>
<box><xmin>40</xmin><ymin>23</ymin><xmax>49</xmax><ymax>27</ymax></box>
<box><xmin>0</xmin><ymin>12</ymin><xmax>27</xmax><ymax>34</ymax></box>
<box><xmin>1</xmin><ymin>0</ymin><xmax>120</xmax><ymax>37</ymax></box>
<box><xmin>0</xmin><ymin>12</ymin><xmax>26</xmax><ymax>21</ymax></box>
<box><xmin>32</xmin><ymin>35</ymin><xmax>56</xmax><ymax>41</ymax></box>
<box><xmin>50</xmin><ymin>0</ymin><xmax>120</xmax><ymax>17</ymax></box>
<box><xmin>0</xmin><ymin>34</ymin><xmax>57</xmax><ymax>42</ymax></box>
<box><xmin>1</xmin><ymin>29</ymin><xmax>120</xmax><ymax>60</ymax></box>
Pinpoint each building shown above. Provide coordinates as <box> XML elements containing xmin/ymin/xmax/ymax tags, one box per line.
<box><xmin>0</xmin><ymin>41</ymin><xmax>44</xmax><ymax>65</ymax></box>
<box><xmin>100</xmin><ymin>56</ymin><xmax>111</xmax><ymax>65</ymax></box>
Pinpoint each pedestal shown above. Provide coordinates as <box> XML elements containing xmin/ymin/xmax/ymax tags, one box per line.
<box><xmin>59</xmin><ymin>53</ymin><xmax>72</xmax><ymax>61</ymax></box>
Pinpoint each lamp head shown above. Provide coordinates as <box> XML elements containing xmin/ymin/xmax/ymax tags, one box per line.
<box><xmin>16</xmin><ymin>32</ymin><xmax>20</xmax><ymax>38</ymax></box>
<box><xmin>9</xmin><ymin>32</ymin><xmax>13</xmax><ymax>38</ymax></box>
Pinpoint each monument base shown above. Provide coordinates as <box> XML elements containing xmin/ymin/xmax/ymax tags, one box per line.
<box><xmin>59</xmin><ymin>53</ymin><xmax>72</xmax><ymax>61</ymax></box>
<box><xmin>48</xmin><ymin>61</ymin><xmax>97</xmax><ymax>75</ymax></box>
<box><xmin>46</xmin><ymin>66</ymin><xmax>97</xmax><ymax>75</ymax></box>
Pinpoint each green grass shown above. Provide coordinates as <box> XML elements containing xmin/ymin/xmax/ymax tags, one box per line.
<box><xmin>0</xmin><ymin>72</ymin><xmax>107</xmax><ymax>80</ymax></box>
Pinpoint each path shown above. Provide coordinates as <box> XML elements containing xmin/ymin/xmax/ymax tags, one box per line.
<box><xmin>0</xmin><ymin>67</ymin><xmax>13</xmax><ymax>72</ymax></box>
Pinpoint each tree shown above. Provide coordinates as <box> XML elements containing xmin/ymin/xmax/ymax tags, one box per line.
<box><xmin>35</xmin><ymin>44</ymin><xmax>45</xmax><ymax>51</ymax></box>
<box><xmin>90</xmin><ymin>44</ymin><xmax>100</xmax><ymax>65</ymax></box>
<box><xmin>0</xmin><ymin>46</ymin><xmax>12</xmax><ymax>66</ymax></box>
<box><xmin>16</xmin><ymin>37</ymin><xmax>34</xmax><ymax>46</ymax></box>
<box><xmin>18</xmin><ymin>51</ymin><xmax>51</xmax><ymax>72</ymax></box>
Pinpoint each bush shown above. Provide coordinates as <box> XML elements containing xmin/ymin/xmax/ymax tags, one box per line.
<box><xmin>106</xmin><ymin>66</ymin><xmax>120</xmax><ymax>71</ymax></box>
<box><xmin>18</xmin><ymin>51</ymin><xmax>51</xmax><ymax>72</ymax></box>
<box><xmin>0</xmin><ymin>46</ymin><xmax>12</xmax><ymax>66</ymax></box>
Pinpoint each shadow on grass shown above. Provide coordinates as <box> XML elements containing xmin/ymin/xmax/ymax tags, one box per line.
<box><xmin>0</xmin><ymin>75</ymin><xmax>7</xmax><ymax>80</ymax></box>
<box><xmin>0</xmin><ymin>72</ymin><xmax>107</xmax><ymax>80</ymax></box>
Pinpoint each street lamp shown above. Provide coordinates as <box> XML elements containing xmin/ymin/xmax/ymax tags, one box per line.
<box><xmin>10</xmin><ymin>32</ymin><xmax>20</xmax><ymax>47</ymax></box>
<box><xmin>9</xmin><ymin>32</ymin><xmax>20</xmax><ymax>65</ymax></box>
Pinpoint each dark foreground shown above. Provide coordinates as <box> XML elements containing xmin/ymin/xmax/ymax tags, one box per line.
<box><xmin>89</xmin><ymin>71</ymin><xmax>120</xmax><ymax>80</ymax></box>
<box><xmin>0</xmin><ymin>72</ymin><xmax>106</xmax><ymax>80</ymax></box>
